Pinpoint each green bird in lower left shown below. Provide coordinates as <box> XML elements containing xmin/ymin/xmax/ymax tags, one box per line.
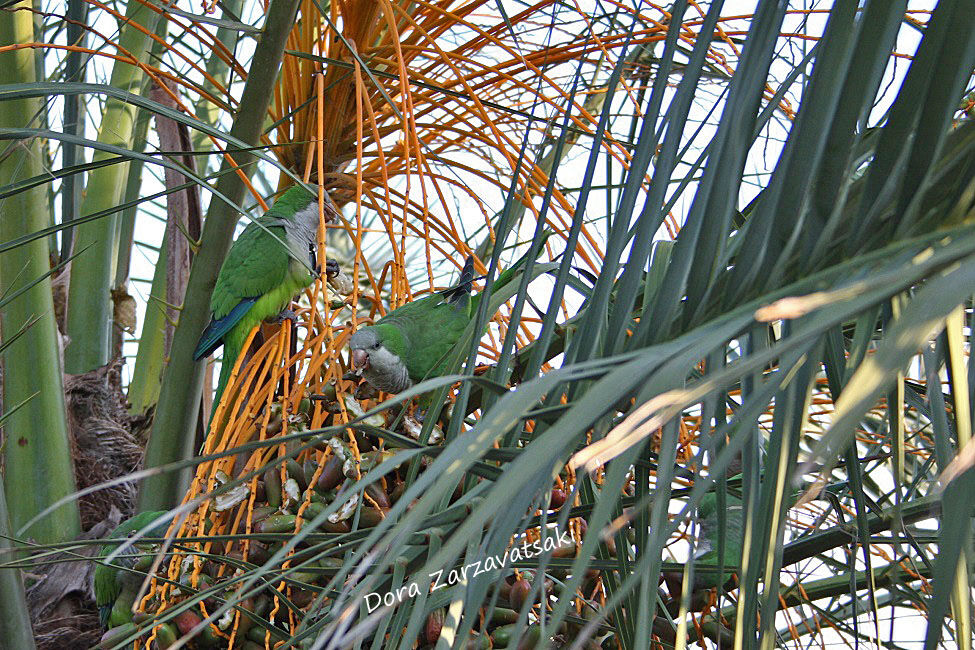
<box><xmin>93</xmin><ymin>511</ymin><xmax>170</xmax><ymax>629</ymax></box>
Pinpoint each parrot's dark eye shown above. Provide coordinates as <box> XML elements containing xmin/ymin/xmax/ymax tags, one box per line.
<box><xmin>308</xmin><ymin>242</ymin><xmax>319</xmax><ymax>273</ymax></box>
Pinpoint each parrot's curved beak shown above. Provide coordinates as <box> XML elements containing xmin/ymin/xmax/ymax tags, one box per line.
<box><xmin>351</xmin><ymin>349</ymin><xmax>369</xmax><ymax>370</ymax></box>
<box><xmin>322</xmin><ymin>200</ymin><xmax>340</xmax><ymax>224</ymax></box>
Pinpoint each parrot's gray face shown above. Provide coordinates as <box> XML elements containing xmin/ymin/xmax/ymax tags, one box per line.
<box><xmin>290</xmin><ymin>200</ymin><xmax>324</xmax><ymax>243</ymax></box>
<box><xmin>286</xmin><ymin>190</ymin><xmax>340</xmax><ymax>241</ymax></box>
<box><xmin>283</xmin><ymin>197</ymin><xmax>338</xmax><ymax>275</ymax></box>
<box><xmin>348</xmin><ymin>328</ymin><xmax>412</xmax><ymax>393</ymax></box>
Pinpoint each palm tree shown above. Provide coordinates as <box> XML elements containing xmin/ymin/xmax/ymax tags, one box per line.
<box><xmin>1</xmin><ymin>1</ymin><xmax>974</xmax><ymax>648</ymax></box>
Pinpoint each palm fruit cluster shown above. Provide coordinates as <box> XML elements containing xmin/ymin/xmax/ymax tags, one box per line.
<box><xmin>96</xmin><ymin>385</ymin><xmax>651</xmax><ymax>648</ymax></box>
<box><xmin>94</xmin><ymin>376</ymin><xmax>745</xmax><ymax>650</ymax></box>
<box><xmin>108</xmin><ymin>391</ymin><xmax>390</xmax><ymax>647</ymax></box>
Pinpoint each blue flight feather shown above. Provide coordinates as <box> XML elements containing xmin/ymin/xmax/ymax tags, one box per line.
<box><xmin>194</xmin><ymin>297</ymin><xmax>259</xmax><ymax>360</ymax></box>
<box><xmin>99</xmin><ymin>604</ymin><xmax>112</xmax><ymax>629</ymax></box>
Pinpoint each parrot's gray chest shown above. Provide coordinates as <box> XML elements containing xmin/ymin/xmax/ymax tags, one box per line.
<box><xmin>363</xmin><ymin>346</ymin><xmax>413</xmax><ymax>393</ymax></box>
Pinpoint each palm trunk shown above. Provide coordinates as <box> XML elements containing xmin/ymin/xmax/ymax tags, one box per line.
<box><xmin>114</xmin><ymin>11</ymin><xmax>170</xmax><ymax>291</ymax></box>
<box><xmin>126</xmin><ymin>6</ymin><xmax>236</xmax><ymax>417</ymax></box>
<box><xmin>0</xmin><ymin>0</ymin><xmax>80</xmax><ymax>543</ymax></box>
<box><xmin>63</xmin><ymin>0</ymin><xmax>161</xmax><ymax>373</ymax></box>
<box><xmin>57</xmin><ymin>0</ymin><xmax>88</xmax><ymax>263</ymax></box>
<box><xmin>127</xmin><ymin>78</ymin><xmax>204</xmax><ymax>416</ymax></box>
<box><xmin>0</xmin><ymin>482</ymin><xmax>35</xmax><ymax>650</ymax></box>
<box><xmin>126</xmin><ymin>236</ymin><xmax>168</xmax><ymax>414</ymax></box>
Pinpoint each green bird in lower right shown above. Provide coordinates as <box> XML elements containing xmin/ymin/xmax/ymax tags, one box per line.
<box><xmin>348</xmin><ymin>239</ymin><xmax>549</xmax><ymax>394</ymax></box>
<box><xmin>93</xmin><ymin>511</ymin><xmax>170</xmax><ymax>629</ymax></box>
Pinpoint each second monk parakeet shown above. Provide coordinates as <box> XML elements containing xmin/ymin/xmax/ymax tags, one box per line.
<box><xmin>348</xmin><ymin>242</ymin><xmax>547</xmax><ymax>393</ymax></box>
<box><xmin>194</xmin><ymin>184</ymin><xmax>337</xmax><ymax>410</ymax></box>
<box><xmin>93</xmin><ymin>511</ymin><xmax>170</xmax><ymax>629</ymax></box>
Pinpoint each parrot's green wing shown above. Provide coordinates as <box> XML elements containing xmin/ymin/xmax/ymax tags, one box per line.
<box><xmin>375</xmin><ymin>294</ymin><xmax>473</xmax><ymax>382</ymax></box>
<box><xmin>385</xmin><ymin>240</ymin><xmax>556</xmax><ymax>384</ymax></box>
<box><xmin>373</xmin><ymin>257</ymin><xmax>474</xmax><ymax>382</ymax></box>
<box><xmin>93</xmin><ymin>561</ymin><xmax>120</xmax><ymax>628</ymax></box>
<box><xmin>195</xmin><ymin>185</ymin><xmax>322</xmax><ymax>419</ymax></box>
<box><xmin>210</xmin><ymin>222</ymin><xmax>295</xmax><ymax>320</ymax></box>
<box><xmin>350</xmin><ymin>244</ymin><xmax>554</xmax><ymax>397</ymax></box>
<box><xmin>693</xmin><ymin>486</ymin><xmax>744</xmax><ymax>589</ymax></box>
<box><xmin>194</xmin><ymin>222</ymin><xmax>292</xmax><ymax>360</ymax></box>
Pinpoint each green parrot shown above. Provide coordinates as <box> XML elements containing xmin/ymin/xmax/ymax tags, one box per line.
<box><xmin>93</xmin><ymin>511</ymin><xmax>170</xmax><ymax>629</ymax></box>
<box><xmin>348</xmin><ymin>241</ymin><xmax>548</xmax><ymax>393</ymax></box>
<box><xmin>194</xmin><ymin>184</ymin><xmax>338</xmax><ymax>410</ymax></box>
<box><xmin>690</xmin><ymin>484</ymin><xmax>744</xmax><ymax>590</ymax></box>
<box><xmin>665</xmin><ymin>473</ymin><xmax>847</xmax><ymax>605</ymax></box>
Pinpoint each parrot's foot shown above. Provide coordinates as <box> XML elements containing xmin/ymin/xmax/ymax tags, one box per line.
<box><xmin>354</xmin><ymin>382</ymin><xmax>378</xmax><ymax>401</ymax></box>
<box><xmin>272</xmin><ymin>309</ymin><xmax>299</xmax><ymax>324</ymax></box>
<box><xmin>324</xmin><ymin>259</ymin><xmax>340</xmax><ymax>278</ymax></box>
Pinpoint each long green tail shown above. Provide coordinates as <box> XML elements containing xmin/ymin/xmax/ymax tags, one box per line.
<box><xmin>480</xmin><ymin>231</ymin><xmax>552</xmax><ymax>304</ymax></box>
<box><xmin>209</xmin><ymin>333</ymin><xmax>243</xmax><ymax>428</ymax></box>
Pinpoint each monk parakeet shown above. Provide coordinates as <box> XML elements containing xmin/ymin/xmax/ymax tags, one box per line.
<box><xmin>348</xmin><ymin>242</ymin><xmax>547</xmax><ymax>393</ymax></box>
<box><xmin>194</xmin><ymin>184</ymin><xmax>337</xmax><ymax>409</ymax></box>
<box><xmin>93</xmin><ymin>511</ymin><xmax>169</xmax><ymax>629</ymax></box>
<box><xmin>664</xmin><ymin>473</ymin><xmax>847</xmax><ymax>608</ymax></box>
